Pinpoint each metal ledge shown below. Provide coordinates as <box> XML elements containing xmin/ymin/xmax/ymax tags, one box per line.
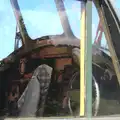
<box><xmin>4</xmin><ymin>116</ymin><xmax>120</xmax><ymax>120</ymax></box>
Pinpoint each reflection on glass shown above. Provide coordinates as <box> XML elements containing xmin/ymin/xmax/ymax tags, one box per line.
<box><xmin>1</xmin><ymin>0</ymin><xmax>120</xmax><ymax>118</ymax></box>
<box><xmin>0</xmin><ymin>0</ymin><xmax>81</xmax><ymax>118</ymax></box>
<box><xmin>92</xmin><ymin>5</ymin><xmax>109</xmax><ymax>56</ymax></box>
<box><xmin>18</xmin><ymin>0</ymin><xmax>80</xmax><ymax>40</ymax></box>
<box><xmin>92</xmin><ymin>0</ymin><xmax>120</xmax><ymax>117</ymax></box>
<box><xmin>0</xmin><ymin>0</ymin><xmax>16</xmax><ymax>59</ymax></box>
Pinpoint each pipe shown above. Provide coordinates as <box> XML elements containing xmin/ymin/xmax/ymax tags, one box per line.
<box><xmin>80</xmin><ymin>1</ymin><xmax>86</xmax><ymax>117</ymax></box>
<box><xmin>54</xmin><ymin>0</ymin><xmax>75</xmax><ymax>38</ymax></box>
<box><xmin>10</xmin><ymin>0</ymin><xmax>30</xmax><ymax>49</ymax></box>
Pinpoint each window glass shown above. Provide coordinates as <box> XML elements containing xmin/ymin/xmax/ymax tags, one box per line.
<box><xmin>0</xmin><ymin>0</ymin><xmax>16</xmax><ymax>59</ymax></box>
<box><xmin>92</xmin><ymin>5</ymin><xmax>109</xmax><ymax>55</ymax></box>
<box><xmin>92</xmin><ymin>1</ymin><xmax>120</xmax><ymax>116</ymax></box>
<box><xmin>18</xmin><ymin>0</ymin><xmax>80</xmax><ymax>39</ymax></box>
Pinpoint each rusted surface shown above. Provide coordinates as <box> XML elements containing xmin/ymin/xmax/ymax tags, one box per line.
<box><xmin>19</xmin><ymin>58</ymin><xmax>27</xmax><ymax>75</ymax></box>
<box><xmin>55</xmin><ymin>58</ymin><xmax>72</xmax><ymax>71</ymax></box>
<box><xmin>31</xmin><ymin>46</ymin><xmax>72</xmax><ymax>59</ymax></box>
<box><xmin>8</xmin><ymin>85</ymin><xmax>19</xmax><ymax>102</ymax></box>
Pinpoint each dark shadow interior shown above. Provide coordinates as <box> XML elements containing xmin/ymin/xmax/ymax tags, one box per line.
<box><xmin>0</xmin><ymin>45</ymin><xmax>80</xmax><ymax>117</ymax></box>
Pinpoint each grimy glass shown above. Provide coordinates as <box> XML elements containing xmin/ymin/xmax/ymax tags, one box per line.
<box><xmin>0</xmin><ymin>0</ymin><xmax>120</xmax><ymax>119</ymax></box>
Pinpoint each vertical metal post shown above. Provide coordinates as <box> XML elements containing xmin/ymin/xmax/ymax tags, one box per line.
<box><xmin>80</xmin><ymin>1</ymin><xmax>86</xmax><ymax>117</ymax></box>
<box><xmin>86</xmin><ymin>0</ymin><xmax>92</xmax><ymax>118</ymax></box>
<box><xmin>80</xmin><ymin>0</ymin><xmax>92</xmax><ymax>118</ymax></box>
